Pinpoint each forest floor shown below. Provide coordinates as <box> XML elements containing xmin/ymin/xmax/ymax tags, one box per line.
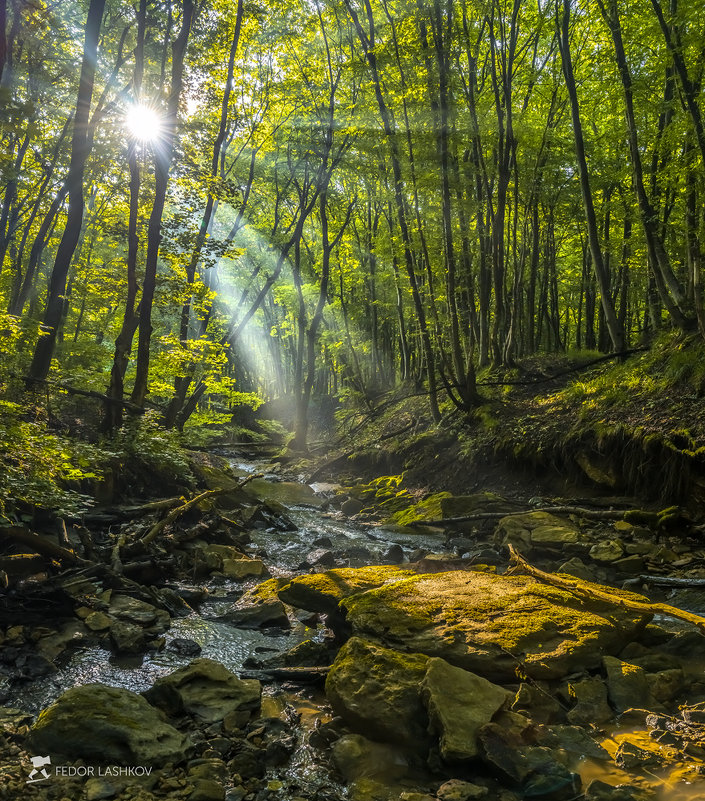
<box><xmin>312</xmin><ymin>331</ymin><xmax>705</xmax><ymax>512</ymax></box>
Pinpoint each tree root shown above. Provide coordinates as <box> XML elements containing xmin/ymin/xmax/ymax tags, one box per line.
<box><xmin>508</xmin><ymin>544</ymin><xmax>705</xmax><ymax>634</ymax></box>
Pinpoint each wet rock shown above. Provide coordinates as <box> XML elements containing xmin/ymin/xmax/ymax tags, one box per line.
<box><xmin>144</xmin><ymin>658</ymin><xmax>261</xmax><ymax>723</ymax></box>
<box><xmin>565</xmin><ymin>677</ymin><xmax>612</xmax><ymax>725</ymax></box>
<box><xmin>342</xmin><ymin>570</ymin><xmax>651</xmax><ymax>680</ymax></box>
<box><xmin>278</xmin><ymin>566</ymin><xmax>415</xmax><ymax>616</ymax></box>
<box><xmin>263</xmin><ymin>638</ymin><xmax>334</xmax><ymax>667</ymax></box>
<box><xmin>0</xmin><ymin>706</ymin><xmax>33</xmax><ymax>729</ymax></box>
<box><xmin>436</xmin><ymin>779</ymin><xmax>489</xmax><ymax>800</ymax></box>
<box><xmin>478</xmin><ymin>723</ymin><xmax>580</xmax><ymax>799</ymax></box>
<box><xmin>30</xmin><ymin>683</ymin><xmax>190</xmax><ymax>764</ymax></box>
<box><xmin>14</xmin><ymin>651</ymin><xmax>56</xmax><ymax>678</ymax></box>
<box><xmin>557</xmin><ymin>557</ymin><xmax>598</xmax><ymax>581</ymax></box>
<box><xmin>305</xmin><ymin>549</ymin><xmax>336</xmax><ymax>568</ymax></box>
<box><xmin>603</xmin><ymin>656</ymin><xmax>652</xmax><ymax>714</ymax></box>
<box><xmin>167</xmin><ymin>638</ymin><xmax>203</xmax><ymax>657</ymax></box>
<box><xmin>440</xmin><ymin>492</ymin><xmax>517</xmax><ymax>519</ymax></box>
<box><xmin>325</xmin><ymin>637</ymin><xmax>430</xmax><ymax>750</ymax></box>
<box><xmin>584</xmin><ymin>779</ymin><xmax>655</xmax><ymax>800</ymax></box>
<box><xmin>448</xmin><ymin>537</ymin><xmax>475</xmax><ymax>555</ymax></box>
<box><xmin>533</xmin><ymin>725</ymin><xmax>609</xmax><ymax>760</ymax></box>
<box><xmin>381</xmin><ymin>544</ymin><xmax>404</xmax><ymax>564</ymax></box>
<box><xmin>512</xmin><ymin>683</ymin><xmax>565</xmax><ymax>724</ymax></box>
<box><xmin>312</xmin><ymin>536</ymin><xmax>333</xmax><ymax>547</ymax></box>
<box><xmin>84</xmin><ymin>611</ymin><xmax>113</xmax><ymax>631</ymax></box>
<box><xmin>220</xmin><ymin>578</ymin><xmax>291</xmax><ymax>629</ymax></box>
<box><xmin>110</xmin><ymin>620</ymin><xmax>147</xmax><ymax>654</ymax></box>
<box><xmin>228</xmin><ymin>743</ymin><xmax>267</xmax><ymax>779</ymax></box>
<box><xmin>422</xmin><ymin>657</ymin><xmax>511</xmax><ymax>762</ymax></box>
<box><xmin>109</xmin><ymin>595</ymin><xmax>162</xmax><ymax>626</ymax></box>
<box><xmin>613</xmin><ymin>740</ymin><xmax>664</xmax><ymax>770</ymax></box>
<box><xmin>332</xmin><ymin>733</ymin><xmax>408</xmax><ymax>782</ymax></box>
<box><xmin>589</xmin><ymin>540</ymin><xmax>625</xmax><ymax>563</ymax></box>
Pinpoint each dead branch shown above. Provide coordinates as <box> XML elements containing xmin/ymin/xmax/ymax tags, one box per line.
<box><xmin>409</xmin><ymin>505</ymin><xmax>627</xmax><ymax>527</ymax></box>
<box><xmin>508</xmin><ymin>544</ymin><xmax>705</xmax><ymax>634</ymax></box>
<box><xmin>140</xmin><ymin>473</ymin><xmax>262</xmax><ymax>545</ymax></box>
<box><xmin>1</xmin><ymin>526</ymin><xmax>87</xmax><ymax>564</ymax></box>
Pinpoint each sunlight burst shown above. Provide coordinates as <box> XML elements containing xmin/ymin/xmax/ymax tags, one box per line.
<box><xmin>125</xmin><ymin>104</ymin><xmax>163</xmax><ymax>142</ymax></box>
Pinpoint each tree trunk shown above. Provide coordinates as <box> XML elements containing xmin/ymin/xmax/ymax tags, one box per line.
<box><xmin>26</xmin><ymin>0</ymin><xmax>106</xmax><ymax>383</ymax></box>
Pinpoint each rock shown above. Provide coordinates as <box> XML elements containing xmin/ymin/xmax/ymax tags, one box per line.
<box><xmin>30</xmin><ymin>684</ymin><xmax>189</xmax><ymax>764</ymax></box>
<box><xmin>110</xmin><ymin>620</ymin><xmax>146</xmax><ymax>654</ymax></box>
<box><xmin>646</xmin><ymin>668</ymin><xmax>684</xmax><ymax>703</ymax></box>
<box><xmin>313</xmin><ymin>535</ymin><xmax>333</xmax><ymax>547</ymax></box>
<box><xmin>278</xmin><ymin>566</ymin><xmax>415</xmax><ymax>615</ymax></box>
<box><xmin>85</xmin><ymin>777</ymin><xmax>123</xmax><ymax>800</ymax></box>
<box><xmin>613</xmin><ymin>740</ymin><xmax>664</xmax><ymax>770</ymax></box>
<box><xmin>144</xmin><ymin>658</ymin><xmax>261</xmax><ymax>723</ymax></box>
<box><xmin>589</xmin><ymin>540</ymin><xmax>625</xmax><ymax>563</ymax></box>
<box><xmin>189</xmin><ymin>780</ymin><xmax>226</xmax><ymax>801</ymax></box>
<box><xmin>479</xmin><ymin>723</ymin><xmax>581</xmax><ymax>799</ymax></box>
<box><xmin>167</xmin><ymin>638</ymin><xmax>203</xmax><ymax>657</ymax></box>
<box><xmin>220</xmin><ymin>558</ymin><xmax>268</xmax><ymax>579</ymax></box>
<box><xmin>603</xmin><ymin>657</ymin><xmax>652</xmax><ymax>714</ymax></box>
<box><xmin>441</xmin><ymin>492</ymin><xmax>516</xmax><ymax>518</ymax></box>
<box><xmin>84</xmin><ymin>611</ymin><xmax>113</xmax><ymax>632</ymax></box>
<box><xmin>305</xmin><ymin>548</ymin><xmax>336</xmax><ymax>567</ymax></box>
<box><xmin>512</xmin><ymin>683</ymin><xmax>564</xmax><ymax>724</ymax></box>
<box><xmin>436</xmin><ymin>779</ymin><xmax>489</xmax><ymax>800</ymax></box>
<box><xmin>332</xmin><ymin>734</ymin><xmax>408</xmax><ymax>782</ymax></box>
<box><xmin>224</xmin><ymin>599</ymin><xmax>290</xmax><ymax>629</ymax></box>
<box><xmin>341</xmin><ymin>497</ymin><xmax>365</xmax><ymax>516</ymax></box>
<box><xmin>565</xmin><ymin>677</ymin><xmax>612</xmax><ymax>725</ymax></box>
<box><xmin>612</xmin><ymin>556</ymin><xmax>645</xmax><ymax>574</ymax></box>
<box><xmin>496</xmin><ymin>512</ymin><xmax>580</xmax><ymax>553</ymax></box>
<box><xmin>533</xmin><ymin>725</ymin><xmax>609</xmax><ymax>760</ymax></box>
<box><xmin>325</xmin><ymin>637</ymin><xmax>430</xmax><ymax>749</ymax></box>
<box><xmin>342</xmin><ymin>570</ymin><xmax>651</xmax><ymax>680</ymax></box>
<box><xmin>109</xmin><ymin>595</ymin><xmax>164</xmax><ymax>626</ymax></box>
<box><xmin>585</xmin><ymin>779</ymin><xmax>655</xmax><ymax>800</ymax></box>
<box><xmin>557</xmin><ymin>557</ymin><xmax>598</xmax><ymax>581</ymax></box>
<box><xmin>421</xmin><ymin>658</ymin><xmax>511</xmax><ymax>761</ymax></box>
<box><xmin>381</xmin><ymin>544</ymin><xmax>404</xmax><ymax>564</ymax></box>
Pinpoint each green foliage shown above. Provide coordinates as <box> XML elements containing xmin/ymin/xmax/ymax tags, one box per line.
<box><xmin>0</xmin><ymin>400</ymin><xmax>108</xmax><ymax>519</ymax></box>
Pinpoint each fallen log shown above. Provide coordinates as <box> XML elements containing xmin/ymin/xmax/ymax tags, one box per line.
<box><xmin>1</xmin><ymin>526</ymin><xmax>87</xmax><ymax>564</ymax></box>
<box><xmin>239</xmin><ymin>666</ymin><xmax>329</xmax><ymax>684</ymax></box>
<box><xmin>140</xmin><ymin>473</ymin><xmax>262</xmax><ymax>545</ymax></box>
<box><xmin>508</xmin><ymin>544</ymin><xmax>705</xmax><ymax>634</ymax></box>
<box><xmin>409</xmin><ymin>505</ymin><xmax>627</xmax><ymax>527</ymax></box>
<box><xmin>631</xmin><ymin>575</ymin><xmax>705</xmax><ymax>589</ymax></box>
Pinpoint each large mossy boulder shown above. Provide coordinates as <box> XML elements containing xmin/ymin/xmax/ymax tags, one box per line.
<box><xmin>30</xmin><ymin>684</ymin><xmax>190</xmax><ymax>764</ymax></box>
<box><xmin>341</xmin><ymin>571</ymin><xmax>651</xmax><ymax>680</ymax></box>
<box><xmin>495</xmin><ymin>512</ymin><xmax>585</xmax><ymax>554</ymax></box>
<box><xmin>278</xmin><ymin>566</ymin><xmax>415</xmax><ymax>615</ymax></box>
<box><xmin>143</xmin><ymin>658</ymin><xmax>261</xmax><ymax>723</ymax></box>
<box><xmin>325</xmin><ymin>637</ymin><xmax>430</xmax><ymax>750</ymax></box>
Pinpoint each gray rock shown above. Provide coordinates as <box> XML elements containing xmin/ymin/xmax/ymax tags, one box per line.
<box><xmin>144</xmin><ymin>658</ymin><xmax>261</xmax><ymax>723</ymax></box>
<box><xmin>30</xmin><ymin>684</ymin><xmax>189</xmax><ymax>764</ymax></box>
<box><xmin>422</xmin><ymin>657</ymin><xmax>511</xmax><ymax>761</ymax></box>
<box><xmin>533</xmin><ymin>724</ymin><xmax>609</xmax><ymax>760</ymax></box>
<box><xmin>585</xmin><ymin>779</ymin><xmax>656</xmax><ymax>800</ymax></box>
<box><xmin>341</xmin><ymin>497</ymin><xmax>364</xmax><ymax>516</ymax></box>
<box><xmin>110</xmin><ymin>620</ymin><xmax>146</xmax><ymax>654</ymax></box>
<box><xmin>305</xmin><ymin>548</ymin><xmax>336</xmax><ymax>567</ymax></box>
<box><xmin>589</xmin><ymin>540</ymin><xmax>625</xmax><ymax>563</ymax></box>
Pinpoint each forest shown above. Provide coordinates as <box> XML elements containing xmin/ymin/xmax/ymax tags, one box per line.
<box><xmin>2</xmin><ymin>0</ymin><xmax>705</xmax><ymax>800</ymax></box>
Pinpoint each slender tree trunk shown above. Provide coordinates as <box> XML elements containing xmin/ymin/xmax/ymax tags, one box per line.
<box><xmin>131</xmin><ymin>0</ymin><xmax>195</xmax><ymax>407</ymax></box>
<box><xmin>26</xmin><ymin>0</ymin><xmax>105</xmax><ymax>383</ymax></box>
<box><xmin>556</xmin><ymin>0</ymin><xmax>624</xmax><ymax>352</ymax></box>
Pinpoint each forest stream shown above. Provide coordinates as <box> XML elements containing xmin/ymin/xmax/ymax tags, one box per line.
<box><xmin>4</xmin><ymin>451</ymin><xmax>705</xmax><ymax>801</ymax></box>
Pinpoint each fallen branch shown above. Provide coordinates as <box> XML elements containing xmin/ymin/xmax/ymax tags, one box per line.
<box><xmin>140</xmin><ymin>473</ymin><xmax>262</xmax><ymax>545</ymax></box>
<box><xmin>83</xmin><ymin>497</ymin><xmax>183</xmax><ymax>522</ymax></box>
<box><xmin>409</xmin><ymin>505</ymin><xmax>627</xmax><ymax>527</ymax></box>
<box><xmin>633</xmin><ymin>575</ymin><xmax>705</xmax><ymax>589</ymax></box>
<box><xmin>240</xmin><ymin>666</ymin><xmax>329</xmax><ymax>683</ymax></box>
<box><xmin>508</xmin><ymin>544</ymin><xmax>705</xmax><ymax>634</ymax></box>
<box><xmin>1</xmin><ymin>526</ymin><xmax>87</xmax><ymax>564</ymax></box>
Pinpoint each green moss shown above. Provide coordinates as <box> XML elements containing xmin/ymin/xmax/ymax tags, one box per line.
<box><xmin>390</xmin><ymin>492</ymin><xmax>452</xmax><ymax>526</ymax></box>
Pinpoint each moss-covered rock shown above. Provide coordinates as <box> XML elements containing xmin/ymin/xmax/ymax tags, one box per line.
<box><xmin>495</xmin><ymin>511</ymin><xmax>585</xmax><ymax>554</ymax></box>
<box><xmin>341</xmin><ymin>571</ymin><xmax>651</xmax><ymax>680</ymax></box>
<box><xmin>221</xmin><ymin>577</ymin><xmax>291</xmax><ymax>629</ymax></box>
<box><xmin>439</xmin><ymin>492</ymin><xmax>517</xmax><ymax>519</ymax></box>
<box><xmin>325</xmin><ymin>637</ymin><xmax>430</xmax><ymax>750</ymax></box>
<box><xmin>30</xmin><ymin>684</ymin><xmax>190</xmax><ymax>764</ymax></box>
<box><xmin>390</xmin><ymin>492</ymin><xmax>451</xmax><ymax>526</ymax></box>
<box><xmin>278</xmin><ymin>566</ymin><xmax>415</xmax><ymax>615</ymax></box>
<box><xmin>143</xmin><ymin>658</ymin><xmax>261</xmax><ymax>723</ymax></box>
